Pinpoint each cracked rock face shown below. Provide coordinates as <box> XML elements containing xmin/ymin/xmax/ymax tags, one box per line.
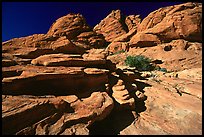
<box><xmin>2</xmin><ymin>2</ymin><xmax>202</xmax><ymax>135</ymax></box>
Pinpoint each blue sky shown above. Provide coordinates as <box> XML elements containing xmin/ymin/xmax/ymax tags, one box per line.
<box><xmin>2</xmin><ymin>2</ymin><xmax>184</xmax><ymax>42</ymax></box>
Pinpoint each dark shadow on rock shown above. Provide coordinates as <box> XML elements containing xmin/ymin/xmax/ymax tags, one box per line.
<box><xmin>2</xmin><ymin>78</ymin><xmax>108</xmax><ymax>99</ymax></box>
<box><xmin>133</xmin><ymin>80</ymin><xmax>151</xmax><ymax>93</ymax></box>
<box><xmin>91</xmin><ymin>68</ymin><xmax>151</xmax><ymax>135</ymax></box>
<box><xmin>88</xmin><ymin>109</ymin><xmax>136</xmax><ymax>135</ymax></box>
<box><xmin>114</xmin><ymin>68</ymin><xmax>151</xmax><ymax>114</ymax></box>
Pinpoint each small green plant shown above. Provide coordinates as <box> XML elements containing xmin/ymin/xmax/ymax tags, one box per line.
<box><xmin>125</xmin><ymin>55</ymin><xmax>153</xmax><ymax>71</ymax></box>
<box><xmin>159</xmin><ymin>68</ymin><xmax>167</xmax><ymax>72</ymax></box>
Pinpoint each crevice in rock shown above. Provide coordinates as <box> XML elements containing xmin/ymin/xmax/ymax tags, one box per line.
<box><xmin>2</xmin><ymin>70</ymin><xmax>23</xmax><ymax>79</ymax></box>
<box><xmin>119</xmin><ymin>14</ymin><xmax>129</xmax><ymax>33</ymax></box>
<box><xmin>174</xmin><ymin>86</ymin><xmax>202</xmax><ymax>100</ymax></box>
<box><xmin>2</xmin><ymin>102</ymin><xmax>57</xmax><ymax>135</ymax></box>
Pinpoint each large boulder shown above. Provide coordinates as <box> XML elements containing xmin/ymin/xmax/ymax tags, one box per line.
<box><xmin>47</xmin><ymin>13</ymin><xmax>91</xmax><ymax>39</ymax></box>
<box><xmin>129</xmin><ymin>32</ymin><xmax>161</xmax><ymax>48</ymax></box>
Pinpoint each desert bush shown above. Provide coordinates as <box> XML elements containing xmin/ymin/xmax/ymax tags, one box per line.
<box><xmin>154</xmin><ymin>66</ymin><xmax>168</xmax><ymax>72</ymax></box>
<box><xmin>159</xmin><ymin>68</ymin><xmax>167</xmax><ymax>72</ymax></box>
<box><xmin>125</xmin><ymin>55</ymin><xmax>153</xmax><ymax>71</ymax></box>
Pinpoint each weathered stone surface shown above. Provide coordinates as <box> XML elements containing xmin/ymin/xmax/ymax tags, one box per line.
<box><xmin>82</xmin><ymin>48</ymin><xmax>108</xmax><ymax>60</ymax></box>
<box><xmin>47</xmin><ymin>13</ymin><xmax>91</xmax><ymax>39</ymax></box>
<box><xmin>2</xmin><ymin>35</ymin><xmax>85</xmax><ymax>63</ymax></box>
<box><xmin>129</xmin><ymin>32</ymin><xmax>161</xmax><ymax>48</ymax></box>
<box><xmin>49</xmin><ymin>36</ymin><xmax>85</xmax><ymax>54</ymax></box>
<box><xmin>175</xmin><ymin>67</ymin><xmax>202</xmax><ymax>83</ymax></box>
<box><xmin>111</xmin><ymin>79</ymin><xmax>136</xmax><ymax>110</ymax></box>
<box><xmin>106</xmin><ymin>42</ymin><xmax>128</xmax><ymax>54</ymax></box>
<box><xmin>2</xmin><ymin>65</ymin><xmax>109</xmax><ymax>95</ymax></box>
<box><xmin>125</xmin><ymin>15</ymin><xmax>141</xmax><ymax>31</ymax></box>
<box><xmin>72</xmin><ymin>31</ymin><xmax>106</xmax><ymax>49</ymax></box>
<box><xmin>2</xmin><ymin>66</ymin><xmax>84</xmax><ymax>95</ymax></box>
<box><xmin>2</xmin><ymin>34</ymin><xmax>47</xmax><ymax>50</ymax></box>
<box><xmin>84</xmin><ymin>68</ymin><xmax>109</xmax><ymax>75</ymax></box>
<box><xmin>110</xmin><ymin>39</ymin><xmax>202</xmax><ymax>72</ymax></box>
<box><xmin>94</xmin><ymin>10</ymin><xmax>128</xmax><ymax>42</ymax></box>
<box><xmin>106</xmin><ymin>29</ymin><xmax>137</xmax><ymax>53</ymax></box>
<box><xmin>113</xmin><ymin>28</ymin><xmax>137</xmax><ymax>42</ymax></box>
<box><xmin>2</xmin><ymin>2</ymin><xmax>202</xmax><ymax>135</ymax></box>
<box><xmin>120</xmin><ymin>68</ymin><xmax>202</xmax><ymax>135</ymax></box>
<box><xmin>31</xmin><ymin>53</ymin><xmax>106</xmax><ymax>67</ymax></box>
<box><xmin>2</xmin><ymin>91</ymin><xmax>114</xmax><ymax>135</ymax></box>
<box><xmin>2</xmin><ymin>65</ymin><xmax>24</xmax><ymax>78</ymax></box>
<box><xmin>31</xmin><ymin>54</ymin><xmax>82</xmax><ymax>66</ymax></box>
<box><xmin>2</xmin><ymin>59</ymin><xmax>18</xmax><ymax>67</ymax></box>
<box><xmin>134</xmin><ymin>2</ymin><xmax>202</xmax><ymax>43</ymax></box>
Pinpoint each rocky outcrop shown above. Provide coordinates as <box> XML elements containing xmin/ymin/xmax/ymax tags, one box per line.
<box><xmin>102</xmin><ymin>13</ymin><xmax>141</xmax><ymax>53</ymax></box>
<box><xmin>128</xmin><ymin>39</ymin><xmax>202</xmax><ymax>71</ymax></box>
<box><xmin>106</xmin><ymin>29</ymin><xmax>137</xmax><ymax>53</ymax></box>
<box><xmin>30</xmin><ymin>53</ymin><xmax>106</xmax><ymax>67</ymax></box>
<box><xmin>47</xmin><ymin>13</ymin><xmax>91</xmax><ymax>39</ymax></box>
<box><xmin>2</xmin><ymin>2</ymin><xmax>202</xmax><ymax>135</ymax></box>
<box><xmin>2</xmin><ymin>17</ymin><xmax>113</xmax><ymax>134</ymax></box>
<box><xmin>125</xmin><ymin>15</ymin><xmax>141</xmax><ymax>31</ymax></box>
<box><xmin>120</xmin><ymin>68</ymin><xmax>202</xmax><ymax>135</ymax></box>
<box><xmin>2</xmin><ymin>44</ymin><xmax>113</xmax><ymax>135</ymax></box>
<box><xmin>130</xmin><ymin>2</ymin><xmax>202</xmax><ymax>48</ymax></box>
<box><xmin>94</xmin><ymin>10</ymin><xmax>128</xmax><ymax>42</ymax></box>
<box><xmin>129</xmin><ymin>32</ymin><xmax>161</xmax><ymax>48</ymax></box>
<box><xmin>2</xmin><ymin>91</ymin><xmax>114</xmax><ymax>135</ymax></box>
<box><xmin>71</xmin><ymin>31</ymin><xmax>107</xmax><ymax>49</ymax></box>
<box><xmin>112</xmin><ymin>79</ymin><xmax>136</xmax><ymax>110</ymax></box>
<box><xmin>108</xmin><ymin>37</ymin><xmax>202</xmax><ymax>72</ymax></box>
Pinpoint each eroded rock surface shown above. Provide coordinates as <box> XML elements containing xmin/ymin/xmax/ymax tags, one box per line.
<box><xmin>2</xmin><ymin>2</ymin><xmax>202</xmax><ymax>135</ymax></box>
<box><xmin>47</xmin><ymin>13</ymin><xmax>91</xmax><ymax>39</ymax></box>
<box><xmin>94</xmin><ymin>10</ymin><xmax>128</xmax><ymax>42</ymax></box>
<box><xmin>120</xmin><ymin>68</ymin><xmax>202</xmax><ymax>135</ymax></box>
<box><xmin>130</xmin><ymin>2</ymin><xmax>202</xmax><ymax>48</ymax></box>
<box><xmin>2</xmin><ymin>91</ymin><xmax>114</xmax><ymax>135</ymax></box>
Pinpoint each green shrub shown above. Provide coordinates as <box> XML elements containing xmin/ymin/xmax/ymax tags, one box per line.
<box><xmin>159</xmin><ymin>68</ymin><xmax>167</xmax><ymax>72</ymax></box>
<box><xmin>154</xmin><ymin>66</ymin><xmax>168</xmax><ymax>72</ymax></box>
<box><xmin>125</xmin><ymin>55</ymin><xmax>153</xmax><ymax>71</ymax></box>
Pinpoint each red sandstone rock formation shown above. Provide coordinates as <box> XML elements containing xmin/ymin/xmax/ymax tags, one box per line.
<box><xmin>130</xmin><ymin>2</ymin><xmax>202</xmax><ymax>47</ymax></box>
<box><xmin>2</xmin><ymin>2</ymin><xmax>202</xmax><ymax>135</ymax></box>
<box><xmin>93</xmin><ymin>10</ymin><xmax>128</xmax><ymax>42</ymax></box>
<box><xmin>2</xmin><ymin>91</ymin><xmax>113</xmax><ymax>135</ymax></box>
